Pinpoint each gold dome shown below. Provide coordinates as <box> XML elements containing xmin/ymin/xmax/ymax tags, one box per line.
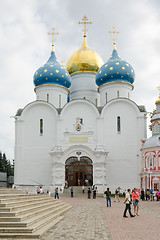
<box><xmin>66</xmin><ymin>36</ymin><xmax>104</xmax><ymax>75</ymax></box>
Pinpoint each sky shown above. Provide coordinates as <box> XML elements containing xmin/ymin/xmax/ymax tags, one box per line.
<box><xmin>0</xmin><ymin>0</ymin><xmax>160</xmax><ymax>161</ymax></box>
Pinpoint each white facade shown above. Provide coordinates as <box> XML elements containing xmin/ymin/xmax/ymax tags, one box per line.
<box><xmin>14</xmin><ymin>71</ymin><xmax>147</xmax><ymax>193</ymax></box>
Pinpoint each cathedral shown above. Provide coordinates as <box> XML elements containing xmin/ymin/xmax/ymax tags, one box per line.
<box><xmin>140</xmin><ymin>92</ymin><xmax>160</xmax><ymax>191</ymax></box>
<box><xmin>14</xmin><ymin>17</ymin><xmax>147</xmax><ymax>193</ymax></box>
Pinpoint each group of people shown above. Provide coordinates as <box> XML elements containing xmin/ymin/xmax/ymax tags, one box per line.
<box><xmin>123</xmin><ymin>188</ymin><xmax>139</xmax><ymax>218</ymax></box>
<box><xmin>141</xmin><ymin>188</ymin><xmax>160</xmax><ymax>201</ymax></box>
<box><xmin>36</xmin><ymin>186</ymin><xmax>44</xmax><ymax>194</ymax></box>
<box><xmin>69</xmin><ymin>185</ymin><xmax>97</xmax><ymax>199</ymax></box>
<box><xmin>104</xmin><ymin>187</ymin><xmax>140</xmax><ymax>218</ymax></box>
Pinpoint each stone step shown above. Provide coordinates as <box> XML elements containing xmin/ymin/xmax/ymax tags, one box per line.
<box><xmin>0</xmin><ymin>197</ymin><xmax>55</xmax><ymax>208</ymax></box>
<box><xmin>0</xmin><ymin>195</ymin><xmax>48</xmax><ymax>203</ymax></box>
<box><xmin>0</xmin><ymin>194</ymin><xmax>28</xmax><ymax>199</ymax></box>
<box><xmin>0</xmin><ymin>222</ymin><xmax>27</xmax><ymax>227</ymax></box>
<box><xmin>0</xmin><ymin>208</ymin><xmax>11</xmax><ymax>212</ymax></box>
<box><xmin>0</xmin><ymin>201</ymin><xmax>64</xmax><ymax>219</ymax></box>
<box><xmin>0</xmin><ymin>217</ymin><xmax>21</xmax><ymax>222</ymax></box>
<box><xmin>0</xmin><ymin>191</ymin><xmax>72</xmax><ymax>238</ymax></box>
<box><xmin>25</xmin><ymin>204</ymin><xmax>71</xmax><ymax>227</ymax></box>
<box><xmin>0</xmin><ymin>216</ymin><xmax>63</xmax><ymax>238</ymax></box>
<box><xmin>18</xmin><ymin>202</ymin><xmax>65</xmax><ymax>219</ymax></box>
<box><xmin>0</xmin><ymin>205</ymin><xmax>71</xmax><ymax>233</ymax></box>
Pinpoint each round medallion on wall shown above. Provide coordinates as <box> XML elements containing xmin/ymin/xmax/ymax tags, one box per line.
<box><xmin>76</xmin><ymin>124</ymin><xmax>81</xmax><ymax>131</ymax></box>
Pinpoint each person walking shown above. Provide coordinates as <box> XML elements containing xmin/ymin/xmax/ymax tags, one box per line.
<box><xmin>88</xmin><ymin>187</ymin><xmax>91</xmax><ymax>199</ymax></box>
<box><xmin>104</xmin><ymin>188</ymin><xmax>111</xmax><ymax>207</ymax></box>
<box><xmin>93</xmin><ymin>186</ymin><xmax>97</xmax><ymax>199</ymax></box>
<box><xmin>70</xmin><ymin>187</ymin><xmax>74</xmax><ymax>198</ymax></box>
<box><xmin>123</xmin><ymin>189</ymin><xmax>135</xmax><ymax>218</ymax></box>
<box><xmin>132</xmin><ymin>188</ymin><xmax>139</xmax><ymax>216</ymax></box>
<box><xmin>114</xmin><ymin>188</ymin><xmax>120</xmax><ymax>202</ymax></box>
<box><xmin>82</xmin><ymin>185</ymin><xmax>85</xmax><ymax>194</ymax></box>
<box><xmin>141</xmin><ymin>189</ymin><xmax>145</xmax><ymax>201</ymax></box>
<box><xmin>54</xmin><ymin>187</ymin><xmax>59</xmax><ymax>199</ymax></box>
<box><xmin>158</xmin><ymin>189</ymin><xmax>160</xmax><ymax>201</ymax></box>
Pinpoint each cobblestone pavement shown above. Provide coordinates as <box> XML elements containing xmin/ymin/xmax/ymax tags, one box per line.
<box><xmin>2</xmin><ymin>196</ymin><xmax>160</xmax><ymax>240</ymax></box>
<box><xmin>40</xmin><ymin>197</ymin><xmax>112</xmax><ymax>240</ymax></box>
<box><xmin>41</xmin><ymin>196</ymin><xmax>160</xmax><ymax>240</ymax></box>
<box><xmin>99</xmin><ymin>197</ymin><xmax>160</xmax><ymax>240</ymax></box>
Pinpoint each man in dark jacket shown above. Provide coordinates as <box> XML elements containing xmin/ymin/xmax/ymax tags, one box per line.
<box><xmin>104</xmin><ymin>188</ymin><xmax>111</xmax><ymax>207</ymax></box>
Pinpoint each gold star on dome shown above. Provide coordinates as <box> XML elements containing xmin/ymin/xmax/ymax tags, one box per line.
<box><xmin>78</xmin><ymin>15</ymin><xmax>92</xmax><ymax>38</ymax></box>
<box><xmin>48</xmin><ymin>27</ymin><xmax>59</xmax><ymax>52</ymax></box>
<box><xmin>108</xmin><ymin>26</ymin><xmax>119</xmax><ymax>50</ymax></box>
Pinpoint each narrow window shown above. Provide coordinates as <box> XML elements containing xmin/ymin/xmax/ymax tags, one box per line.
<box><xmin>149</xmin><ymin>158</ymin><xmax>153</xmax><ymax>167</ymax></box>
<box><xmin>47</xmin><ymin>94</ymin><xmax>49</xmax><ymax>103</ymax></box>
<box><xmin>40</xmin><ymin>119</ymin><xmax>43</xmax><ymax>135</ymax></box>
<box><xmin>117</xmin><ymin>116</ymin><xmax>121</xmax><ymax>133</ymax></box>
<box><xmin>106</xmin><ymin>93</ymin><xmax>107</xmax><ymax>103</ymax></box>
<box><xmin>59</xmin><ymin>95</ymin><xmax>61</xmax><ymax>108</ymax></box>
<box><xmin>80</xmin><ymin>118</ymin><xmax>83</xmax><ymax>124</ymax></box>
<box><xmin>95</xmin><ymin>98</ymin><xmax>98</xmax><ymax>106</ymax></box>
<box><xmin>117</xmin><ymin>91</ymin><xmax>119</xmax><ymax>98</ymax></box>
<box><xmin>128</xmin><ymin>92</ymin><xmax>130</xmax><ymax>99</ymax></box>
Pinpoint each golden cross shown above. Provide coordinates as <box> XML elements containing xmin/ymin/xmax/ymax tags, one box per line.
<box><xmin>108</xmin><ymin>26</ymin><xmax>119</xmax><ymax>49</ymax></box>
<box><xmin>78</xmin><ymin>15</ymin><xmax>92</xmax><ymax>37</ymax></box>
<box><xmin>48</xmin><ymin>27</ymin><xmax>59</xmax><ymax>51</ymax></box>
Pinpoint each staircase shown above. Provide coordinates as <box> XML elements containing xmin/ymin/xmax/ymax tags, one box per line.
<box><xmin>0</xmin><ymin>188</ymin><xmax>72</xmax><ymax>238</ymax></box>
<box><xmin>63</xmin><ymin>186</ymin><xmax>89</xmax><ymax>197</ymax></box>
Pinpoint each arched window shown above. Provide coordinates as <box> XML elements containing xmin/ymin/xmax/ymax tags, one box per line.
<box><xmin>117</xmin><ymin>91</ymin><xmax>119</xmax><ymax>98</ymax></box>
<box><xmin>154</xmin><ymin>123</ymin><xmax>159</xmax><ymax>134</ymax></box>
<box><xmin>59</xmin><ymin>95</ymin><xmax>61</xmax><ymax>108</ymax></box>
<box><xmin>95</xmin><ymin>98</ymin><xmax>98</xmax><ymax>107</ymax></box>
<box><xmin>47</xmin><ymin>94</ymin><xmax>49</xmax><ymax>103</ymax></box>
<box><xmin>149</xmin><ymin>158</ymin><xmax>153</xmax><ymax>167</ymax></box>
<box><xmin>117</xmin><ymin>116</ymin><xmax>121</xmax><ymax>133</ymax></box>
<box><xmin>40</xmin><ymin>119</ymin><xmax>43</xmax><ymax>135</ymax></box>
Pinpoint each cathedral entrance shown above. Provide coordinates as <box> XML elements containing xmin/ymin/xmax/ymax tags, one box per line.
<box><xmin>65</xmin><ymin>156</ymin><xmax>93</xmax><ymax>186</ymax></box>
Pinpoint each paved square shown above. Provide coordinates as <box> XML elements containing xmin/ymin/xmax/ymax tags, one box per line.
<box><xmin>40</xmin><ymin>196</ymin><xmax>160</xmax><ymax>240</ymax></box>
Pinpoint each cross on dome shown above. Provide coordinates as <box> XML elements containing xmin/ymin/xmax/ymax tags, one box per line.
<box><xmin>108</xmin><ymin>26</ymin><xmax>119</xmax><ymax>50</ymax></box>
<box><xmin>48</xmin><ymin>27</ymin><xmax>59</xmax><ymax>52</ymax></box>
<box><xmin>78</xmin><ymin>15</ymin><xmax>92</xmax><ymax>38</ymax></box>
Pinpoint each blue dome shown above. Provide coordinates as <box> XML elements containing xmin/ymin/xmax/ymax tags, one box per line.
<box><xmin>33</xmin><ymin>51</ymin><xmax>71</xmax><ymax>89</ymax></box>
<box><xmin>96</xmin><ymin>49</ymin><xmax>135</xmax><ymax>87</ymax></box>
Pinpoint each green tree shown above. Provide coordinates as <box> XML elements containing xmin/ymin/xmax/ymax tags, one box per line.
<box><xmin>0</xmin><ymin>152</ymin><xmax>14</xmax><ymax>176</ymax></box>
<box><xmin>0</xmin><ymin>152</ymin><xmax>3</xmax><ymax>172</ymax></box>
<box><xmin>149</xmin><ymin>109</ymin><xmax>156</xmax><ymax>132</ymax></box>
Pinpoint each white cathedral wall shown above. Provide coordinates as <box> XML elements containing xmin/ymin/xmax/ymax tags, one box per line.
<box><xmin>70</xmin><ymin>73</ymin><xmax>100</xmax><ymax>105</ymax></box>
<box><xmin>59</xmin><ymin>100</ymin><xmax>98</xmax><ymax>143</ymax></box>
<box><xmin>102</xmin><ymin>99</ymin><xmax>146</xmax><ymax>192</ymax></box>
<box><xmin>14</xmin><ymin>102</ymin><xmax>58</xmax><ymax>189</ymax></box>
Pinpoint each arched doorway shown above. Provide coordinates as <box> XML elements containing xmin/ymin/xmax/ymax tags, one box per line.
<box><xmin>65</xmin><ymin>156</ymin><xmax>93</xmax><ymax>186</ymax></box>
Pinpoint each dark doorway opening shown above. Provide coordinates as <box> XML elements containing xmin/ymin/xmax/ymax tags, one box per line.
<box><xmin>65</xmin><ymin>156</ymin><xmax>93</xmax><ymax>186</ymax></box>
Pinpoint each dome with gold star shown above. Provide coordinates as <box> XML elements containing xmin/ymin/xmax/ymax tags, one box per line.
<box><xmin>66</xmin><ymin>36</ymin><xmax>104</xmax><ymax>75</ymax></box>
<box><xmin>96</xmin><ymin>47</ymin><xmax>135</xmax><ymax>87</ymax></box>
<box><xmin>33</xmin><ymin>51</ymin><xmax>71</xmax><ymax>89</ymax></box>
